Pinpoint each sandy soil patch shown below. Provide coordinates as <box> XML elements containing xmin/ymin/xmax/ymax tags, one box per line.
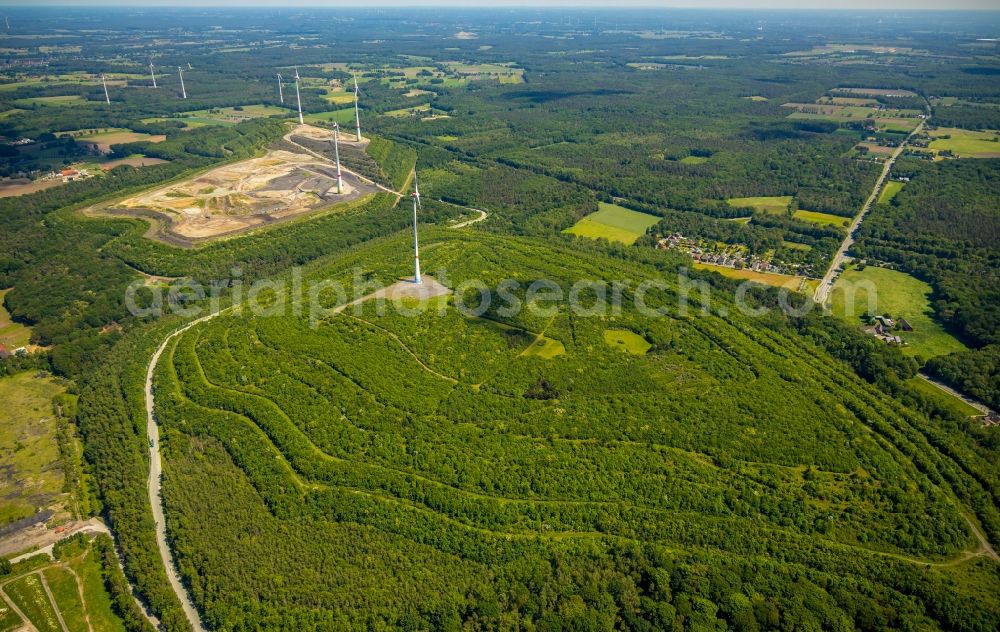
<box><xmin>102</xmin><ymin>147</ymin><xmax>377</xmax><ymax>245</ymax></box>
<box><xmin>100</xmin><ymin>156</ymin><xmax>169</xmax><ymax>170</ymax></box>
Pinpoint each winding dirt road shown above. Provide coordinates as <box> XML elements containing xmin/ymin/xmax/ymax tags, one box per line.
<box><xmin>146</xmin><ymin>314</ymin><xmax>225</xmax><ymax>632</ymax></box>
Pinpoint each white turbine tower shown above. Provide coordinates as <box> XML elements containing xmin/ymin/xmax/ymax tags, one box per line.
<box><xmin>332</xmin><ymin>122</ymin><xmax>344</xmax><ymax>194</ymax></box>
<box><xmin>352</xmin><ymin>73</ymin><xmax>362</xmax><ymax>142</ymax></box>
<box><xmin>293</xmin><ymin>67</ymin><xmax>304</xmax><ymax>125</ymax></box>
<box><xmin>100</xmin><ymin>73</ymin><xmax>110</xmax><ymax>104</ymax></box>
<box><xmin>177</xmin><ymin>66</ymin><xmax>187</xmax><ymax>99</ymax></box>
<box><xmin>276</xmin><ymin>73</ymin><xmax>284</xmax><ymax>104</ymax></box>
<box><xmin>149</xmin><ymin>62</ymin><xmax>157</xmax><ymax>88</ymax></box>
<box><xmin>410</xmin><ymin>171</ymin><xmax>422</xmax><ymax>285</ymax></box>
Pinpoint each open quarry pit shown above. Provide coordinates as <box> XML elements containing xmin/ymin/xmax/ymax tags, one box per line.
<box><xmin>101</xmin><ymin>147</ymin><xmax>377</xmax><ymax>247</ymax></box>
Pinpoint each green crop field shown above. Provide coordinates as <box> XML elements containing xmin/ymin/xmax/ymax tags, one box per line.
<box><xmin>793</xmin><ymin>209</ymin><xmax>851</xmax><ymax>228</ymax></box>
<box><xmin>3</xmin><ymin>574</ymin><xmax>61</xmax><ymax>632</ymax></box>
<box><xmin>831</xmin><ymin>267</ymin><xmax>968</xmax><ymax>359</ymax></box>
<box><xmin>0</xmin><ymin>372</ymin><xmax>67</xmax><ymax>527</ymax></box>
<box><xmin>878</xmin><ymin>180</ymin><xmax>904</xmax><ymax>204</ymax></box>
<box><xmin>726</xmin><ymin>195</ymin><xmax>792</xmax><ymax>214</ymax></box>
<box><xmin>928</xmin><ymin>127</ymin><xmax>1000</xmax><ymax>158</ymax></box>
<box><xmin>564</xmin><ymin>202</ymin><xmax>660</xmax><ymax>244</ymax></box>
<box><xmin>12</xmin><ymin>95</ymin><xmax>88</xmax><ymax>107</ymax></box>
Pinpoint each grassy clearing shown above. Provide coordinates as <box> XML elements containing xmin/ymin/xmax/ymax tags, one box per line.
<box><xmin>181</xmin><ymin>104</ymin><xmax>290</xmax><ymax>122</ymax></box>
<box><xmin>13</xmin><ymin>95</ymin><xmax>87</xmax><ymax>107</ymax></box>
<box><xmin>522</xmin><ymin>336</ymin><xmax>566</xmax><ymax>359</ymax></box>
<box><xmin>603</xmin><ymin>329</ymin><xmax>651</xmax><ymax>355</ymax></box>
<box><xmin>782</xmin><ymin>240</ymin><xmax>812</xmax><ymax>251</ymax></box>
<box><xmin>0</xmin><ymin>597</ymin><xmax>22</xmax><ymax>632</ymax></box>
<box><xmin>42</xmin><ymin>566</ymin><xmax>87</xmax><ymax>632</ymax></box>
<box><xmin>744</xmin><ymin>95</ymin><xmax>768</xmax><ymax>101</ymax></box>
<box><xmin>906</xmin><ymin>376</ymin><xmax>981</xmax><ymax>418</ymax></box>
<box><xmin>0</xmin><ymin>288</ymin><xmax>32</xmax><ymax>349</ymax></box>
<box><xmin>726</xmin><ymin>195</ymin><xmax>792</xmax><ymax>214</ymax></box>
<box><xmin>0</xmin><ymin>372</ymin><xmax>66</xmax><ymax>527</ymax></box>
<box><xmin>879</xmin><ymin>181</ymin><xmax>904</xmax><ymax>204</ymax></box>
<box><xmin>793</xmin><ymin>209</ymin><xmax>850</xmax><ymax>229</ymax></box>
<box><xmin>830</xmin><ymin>267</ymin><xmax>968</xmax><ymax>359</ymax></box>
<box><xmin>303</xmin><ymin>108</ymin><xmax>356</xmax><ymax>126</ymax></box>
<box><xmin>564</xmin><ymin>203</ymin><xmax>660</xmax><ymax>245</ymax></box>
<box><xmin>693</xmin><ymin>262</ymin><xmax>814</xmax><ymax>292</ymax></box>
<box><xmin>928</xmin><ymin>127</ymin><xmax>1000</xmax><ymax>158</ymax></box>
<box><xmin>67</xmin><ymin>549</ymin><xmax>126</xmax><ymax>632</ymax></box>
<box><xmin>679</xmin><ymin>155</ymin><xmax>708</xmax><ymax>164</ymax></box>
<box><xmin>3</xmin><ymin>574</ymin><xmax>61</xmax><ymax>632</ymax></box>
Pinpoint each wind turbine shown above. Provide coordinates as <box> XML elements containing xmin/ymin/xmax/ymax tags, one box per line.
<box><xmin>276</xmin><ymin>73</ymin><xmax>284</xmax><ymax>104</ymax></box>
<box><xmin>177</xmin><ymin>66</ymin><xmax>187</xmax><ymax>99</ymax></box>
<box><xmin>352</xmin><ymin>72</ymin><xmax>362</xmax><ymax>142</ymax></box>
<box><xmin>332</xmin><ymin>122</ymin><xmax>344</xmax><ymax>194</ymax></box>
<box><xmin>410</xmin><ymin>171</ymin><xmax>422</xmax><ymax>285</ymax></box>
<box><xmin>100</xmin><ymin>73</ymin><xmax>110</xmax><ymax>104</ymax></box>
<box><xmin>293</xmin><ymin>67</ymin><xmax>304</xmax><ymax>125</ymax></box>
<box><xmin>149</xmin><ymin>61</ymin><xmax>157</xmax><ymax>88</ymax></box>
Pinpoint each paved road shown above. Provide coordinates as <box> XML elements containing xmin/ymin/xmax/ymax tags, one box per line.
<box><xmin>146</xmin><ymin>314</ymin><xmax>226</xmax><ymax>632</ymax></box>
<box><xmin>813</xmin><ymin>120</ymin><xmax>926</xmax><ymax>305</ymax></box>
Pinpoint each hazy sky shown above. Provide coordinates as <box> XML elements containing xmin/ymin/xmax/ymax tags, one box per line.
<box><xmin>6</xmin><ymin>1</ymin><xmax>1000</xmax><ymax>10</ymax></box>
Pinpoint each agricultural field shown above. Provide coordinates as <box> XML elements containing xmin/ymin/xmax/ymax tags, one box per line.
<box><xmin>0</xmin><ymin>372</ymin><xmax>69</xmax><ymax>527</ymax></box>
<box><xmin>12</xmin><ymin>95</ymin><xmax>88</xmax><ymax>107</ymax></box>
<box><xmin>878</xmin><ymin>180</ymin><xmax>905</xmax><ymax>204</ymax></box>
<box><xmin>726</xmin><ymin>195</ymin><xmax>792</xmax><ymax>214</ymax></box>
<box><xmin>692</xmin><ymin>261</ymin><xmax>814</xmax><ymax>292</ymax></box>
<box><xmin>830</xmin><ymin>266</ymin><xmax>968</xmax><ymax>359</ymax></box>
<box><xmin>148</xmin><ymin>104</ymin><xmax>292</xmax><ymax>128</ymax></box>
<box><xmin>152</xmin><ymin>230</ymin><xmax>999</xmax><ymax>628</ymax></box>
<box><xmin>927</xmin><ymin>127</ymin><xmax>1000</xmax><ymax>159</ymax></box>
<box><xmin>103</xmin><ymin>140</ymin><xmax>377</xmax><ymax>245</ymax></box>
<box><xmin>564</xmin><ymin>202</ymin><xmax>660</xmax><ymax>244</ymax></box>
<box><xmin>793</xmin><ymin>209</ymin><xmax>850</xmax><ymax>229</ymax></box>
<box><xmin>74</xmin><ymin>130</ymin><xmax>165</xmax><ymax>153</ymax></box>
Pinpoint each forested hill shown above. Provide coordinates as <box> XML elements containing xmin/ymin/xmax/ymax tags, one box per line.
<box><xmin>853</xmin><ymin>158</ymin><xmax>1000</xmax><ymax>409</ymax></box>
<box><xmin>86</xmin><ymin>228</ymin><xmax>999</xmax><ymax>630</ymax></box>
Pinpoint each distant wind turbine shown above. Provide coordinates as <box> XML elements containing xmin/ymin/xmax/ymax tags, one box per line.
<box><xmin>149</xmin><ymin>61</ymin><xmax>157</xmax><ymax>88</ymax></box>
<box><xmin>353</xmin><ymin>73</ymin><xmax>362</xmax><ymax>142</ymax></box>
<box><xmin>177</xmin><ymin>66</ymin><xmax>187</xmax><ymax>99</ymax></box>
<box><xmin>100</xmin><ymin>73</ymin><xmax>110</xmax><ymax>104</ymax></box>
<box><xmin>333</xmin><ymin>122</ymin><xmax>344</xmax><ymax>194</ymax></box>
<box><xmin>293</xmin><ymin>67</ymin><xmax>304</xmax><ymax>125</ymax></box>
<box><xmin>276</xmin><ymin>73</ymin><xmax>284</xmax><ymax>104</ymax></box>
<box><xmin>410</xmin><ymin>171</ymin><xmax>422</xmax><ymax>285</ymax></box>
